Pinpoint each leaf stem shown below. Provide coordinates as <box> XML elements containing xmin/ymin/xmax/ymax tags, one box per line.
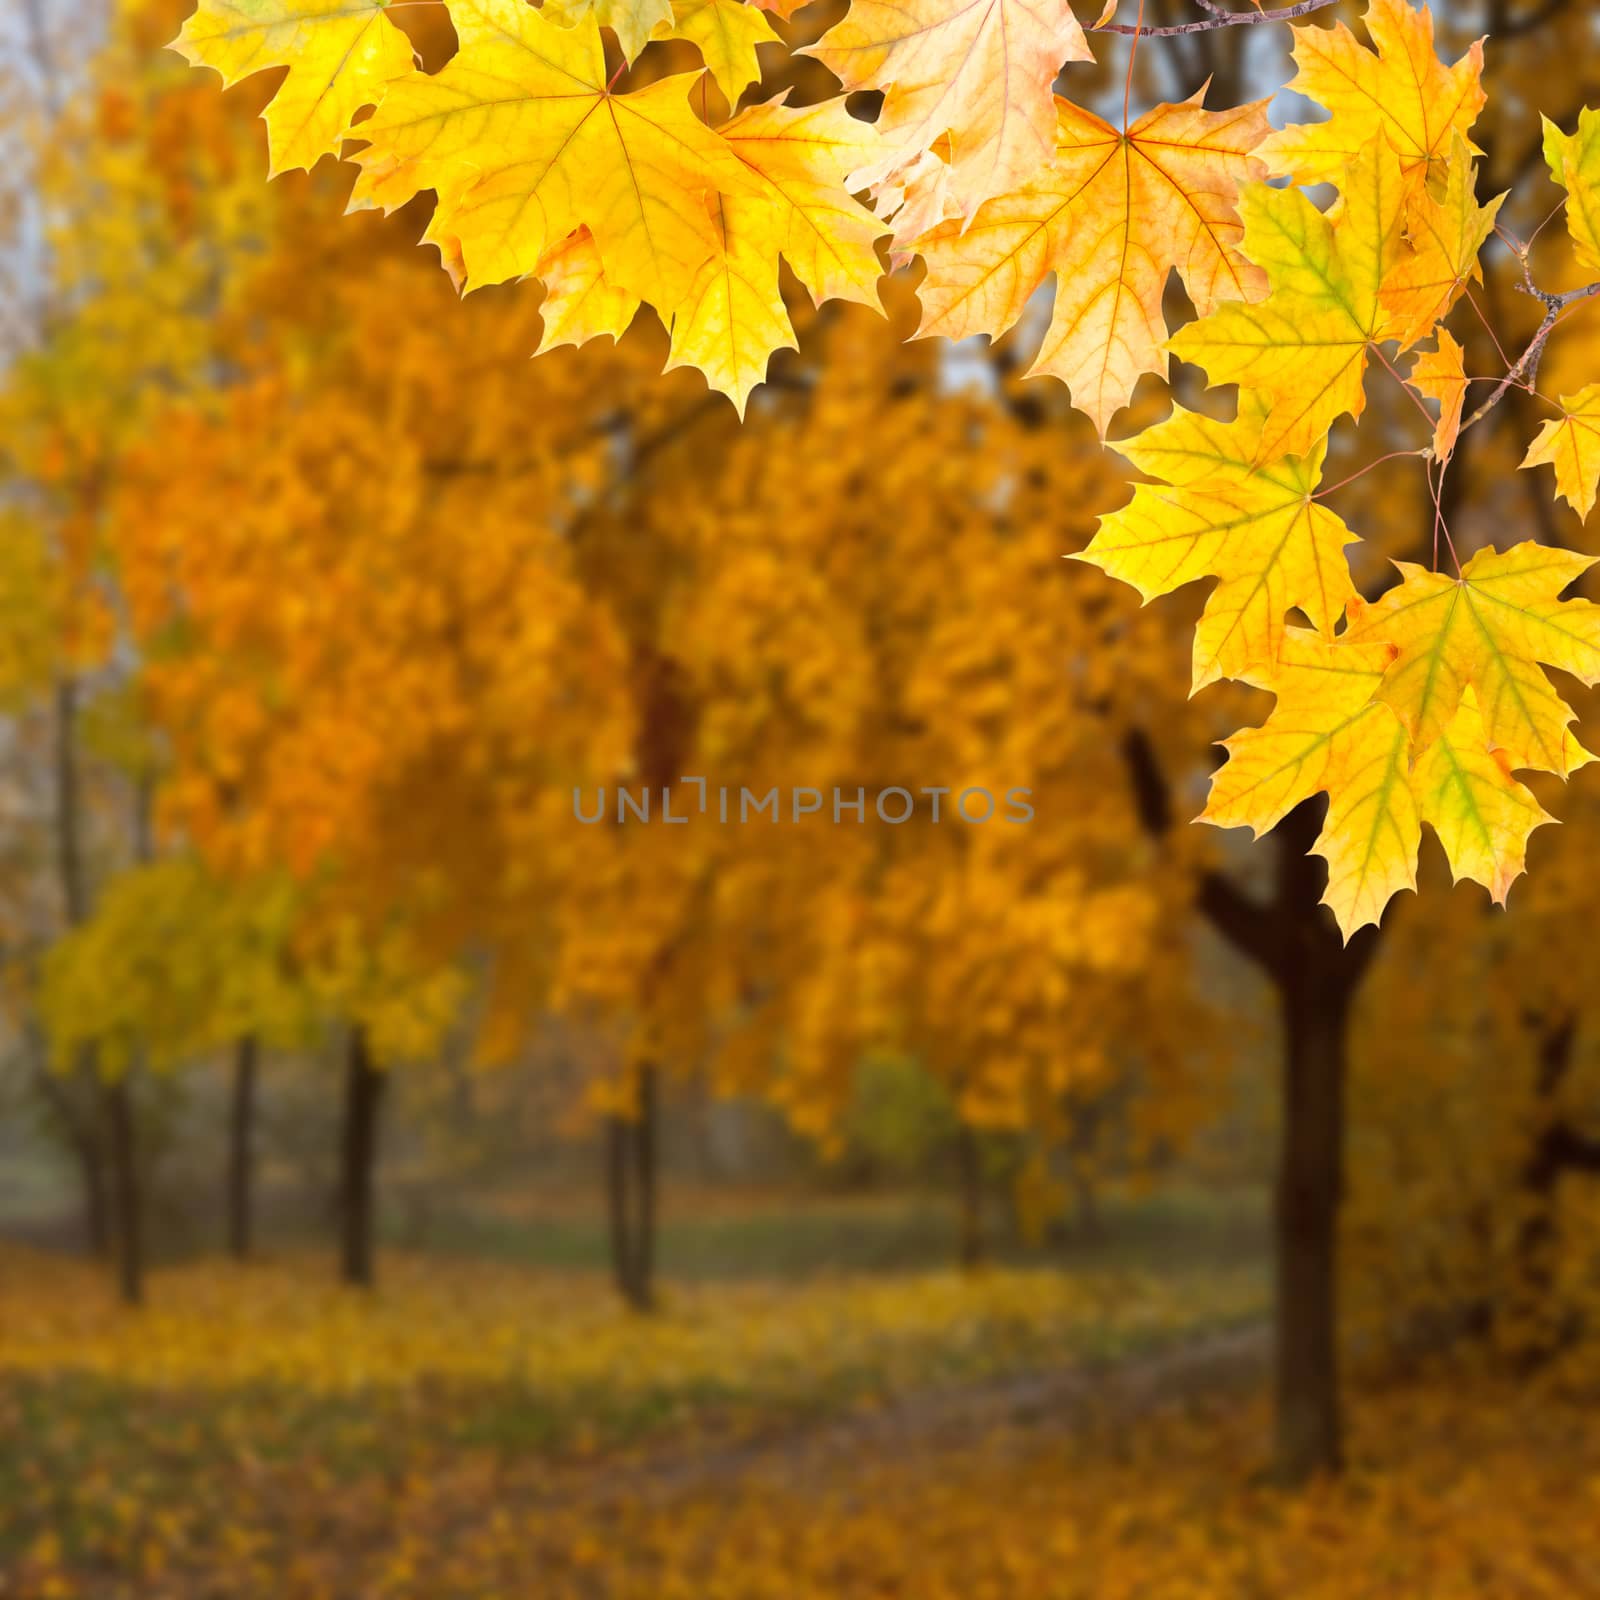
<box><xmin>1122</xmin><ymin>0</ymin><xmax>1145</xmax><ymax>131</ymax></box>
<box><xmin>1311</xmin><ymin>449</ymin><xmax>1427</xmax><ymax>501</ymax></box>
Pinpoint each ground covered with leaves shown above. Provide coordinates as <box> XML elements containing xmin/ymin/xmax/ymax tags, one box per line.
<box><xmin>2</xmin><ymin>1248</ymin><xmax>1597</xmax><ymax>1598</ymax></box>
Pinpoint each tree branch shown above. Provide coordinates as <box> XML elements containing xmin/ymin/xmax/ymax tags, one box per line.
<box><xmin>1197</xmin><ymin>871</ymin><xmax>1283</xmax><ymax>974</ymax></box>
<box><xmin>1092</xmin><ymin>0</ymin><xmax>1338</xmax><ymax>37</ymax></box>
<box><xmin>1543</xmin><ymin>1123</ymin><xmax>1600</xmax><ymax>1177</ymax></box>
<box><xmin>1460</xmin><ymin>275</ymin><xmax>1600</xmax><ymax>437</ymax></box>
<box><xmin>1120</xmin><ymin>730</ymin><xmax>1281</xmax><ymax>975</ymax></box>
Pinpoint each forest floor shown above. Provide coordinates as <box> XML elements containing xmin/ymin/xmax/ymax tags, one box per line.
<box><xmin>3</xmin><ymin>1191</ymin><xmax>1599</xmax><ymax>1598</ymax></box>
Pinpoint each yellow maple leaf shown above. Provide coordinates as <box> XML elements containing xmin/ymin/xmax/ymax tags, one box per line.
<box><xmin>1170</xmin><ymin>135</ymin><xmax>1406</xmax><ymax>460</ymax></box>
<box><xmin>1079</xmin><ymin>397</ymin><xmax>1357</xmax><ymax>690</ymax></box>
<box><xmin>1380</xmin><ymin>137</ymin><xmax>1503</xmax><ymax>352</ymax></box>
<box><xmin>1343</xmin><ymin>542</ymin><xmax>1600</xmax><ymax>778</ymax></box>
<box><xmin>805</xmin><ymin>0</ymin><xmax>1094</xmax><ymax>217</ymax></box>
<box><xmin>1409</xmin><ymin>330</ymin><xmax>1468</xmax><ymax>463</ymax></box>
<box><xmin>1521</xmin><ymin>385</ymin><xmax>1600</xmax><ymax>522</ymax></box>
<box><xmin>171</xmin><ymin>0</ymin><xmax>416</xmax><ymax>176</ymax></box>
<box><xmin>1414</xmin><ymin>689</ymin><xmax>1555</xmax><ymax>910</ymax></box>
<box><xmin>1260</xmin><ymin>0</ymin><xmax>1485</xmax><ymax>193</ymax></box>
<box><xmin>1544</xmin><ymin>107</ymin><xmax>1600</xmax><ymax>277</ymax></box>
<box><xmin>541</xmin><ymin>0</ymin><xmax>675</xmax><ymax>60</ymax></box>
<box><xmin>1204</xmin><ymin>631</ymin><xmax>1550</xmax><ymax>938</ymax></box>
<box><xmin>671</xmin><ymin>0</ymin><xmax>780</xmax><ymax>106</ymax></box>
<box><xmin>534</xmin><ymin>229</ymin><xmax>641</xmax><ymax>352</ymax></box>
<box><xmin>664</xmin><ymin>97</ymin><xmax>886</xmax><ymax>414</ymax></box>
<box><xmin>717</xmin><ymin>97</ymin><xmax>886</xmax><ymax>309</ymax></box>
<box><xmin>665</xmin><ymin>197</ymin><xmax>799</xmax><ymax>416</ymax></box>
<box><xmin>348</xmin><ymin>0</ymin><xmax>762</xmax><ymax>307</ymax></box>
<box><xmin>907</xmin><ymin>91</ymin><xmax>1271</xmax><ymax>438</ymax></box>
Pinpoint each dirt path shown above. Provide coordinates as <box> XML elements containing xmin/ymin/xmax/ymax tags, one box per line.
<box><xmin>542</xmin><ymin>1321</ymin><xmax>1270</xmax><ymax>1509</ymax></box>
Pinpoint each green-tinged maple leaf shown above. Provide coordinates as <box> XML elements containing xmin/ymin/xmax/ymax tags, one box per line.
<box><xmin>1544</xmin><ymin>107</ymin><xmax>1600</xmax><ymax>276</ymax></box>
<box><xmin>1521</xmin><ymin>386</ymin><xmax>1600</xmax><ymax>521</ymax></box>
<box><xmin>1204</xmin><ymin>631</ymin><xmax>1550</xmax><ymax>938</ymax></box>
<box><xmin>671</xmin><ymin>0</ymin><xmax>780</xmax><ymax>106</ymax></box>
<box><xmin>1170</xmin><ymin>135</ymin><xmax>1407</xmax><ymax>460</ymax></box>
<box><xmin>1078</xmin><ymin>398</ymin><xmax>1357</xmax><ymax>691</ymax></box>
<box><xmin>171</xmin><ymin>0</ymin><xmax>416</xmax><ymax>175</ymax></box>
<box><xmin>1343</xmin><ymin>542</ymin><xmax>1600</xmax><ymax>778</ymax></box>
<box><xmin>905</xmin><ymin>91</ymin><xmax>1271</xmax><ymax>438</ymax></box>
<box><xmin>1261</xmin><ymin>0</ymin><xmax>1485</xmax><ymax>192</ymax></box>
<box><xmin>347</xmin><ymin>0</ymin><xmax>763</xmax><ymax>305</ymax></box>
<box><xmin>541</xmin><ymin>0</ymin><xmax>675</xmax><ymax>60</ymax></box>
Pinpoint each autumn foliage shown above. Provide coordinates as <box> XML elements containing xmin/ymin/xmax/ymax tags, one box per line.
<box><xmin>164</xmin><ymin>0</ymin><xmax>1600</xmax><ymax>938</ymax></box>
<box><xmin>5</xmin><ymin>0</ymin><xmax>1600</xmax><ymax>1591</ymax></box>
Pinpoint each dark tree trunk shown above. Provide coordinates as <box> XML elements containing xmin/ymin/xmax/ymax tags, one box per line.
<box><xmin>1265</xmin><ymin>806</ymin><xmax>1375</xmax><ymax>1484</ymax></box>
<box><xmin>78</xmin><ymin>1133</ymin><xmax>110</xmax><ymax>1258</ymax></box>
<box><xmin>1274</xmin><ymin>966</ymin><xmax>1348</xmax><ymax>1481</ymax></box>
<box><xmin>1070</xmin><ymin>1164</ymin><xmax>1102</xmax><ymax>1242</ymax></box>
<box><xmin>1513</xmin><ymin>1015</ymin><xmax>1591</xmax><ymax>1363</ymax></box>
<box><xmin>635</xmin><ymin>1064</ymin><xmax>658</xmax><ymax>1309</ymax></box>
<box><xmin>1121</xmin><ymin>732</ymin><xmax>1378</xmax><ymax>1485</ymax></box>
<box><xmin>227</xmin><ymin>1036</ymin><xmax>259</xmax><ymax>1262</ymax></box>
<box><xmin>338</xmin><ymin>1028</ymin><xmax>384</xmax><ymax>1289</ymax></box>
<box><xmin>105</xmin><ymin>1077</ymin><xmax>143</xmax><ymax>1307</ymax></box>
<box><xmin>48</xmin><ymin>682</ymin><xmax>110</xmax><ymax>1260</ymax></box>
<box><xmin>605</xmin><ymin>1066</ymin><xmax>659</xmax><ymax>1311</ymax></box>
<box><xmin>606</xmin><ymin>1112</ymin><xmax>634</xmax><ymax>1303</ymax></box>
<box><xmin>956</xmin><ymin>1123</ymin><xmax>985</xmax><ymax>1270</ymax></box>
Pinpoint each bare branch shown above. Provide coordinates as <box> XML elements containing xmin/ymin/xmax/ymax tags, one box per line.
<box><xmin>1092</xmin><ymin>0</ymin><xmax>1338</xmax><ymax>38</ymax></box>
<box><xmin>1460</xmin><ymin>276</ymin><xmax>1600</xmax><ymax>437</ymax></box>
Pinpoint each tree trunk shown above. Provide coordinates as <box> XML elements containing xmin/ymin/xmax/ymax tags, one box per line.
<box><xmin>605</xmin><ymin>1067</ymin><xmax>659</xmax><ymax>1311</ymax></box>
<box><xmin>956</xmin><ymin>1123</ymin><xmax>985</xmax><ymax>1270</ymax></box>
<box><xmin>1273</xmin><ymin>974</ymin><xmax>1348</xmax><ymax>1482</ymax></box>
<box><xmin>606</xmin><ymin>1112</ymin><xmax>635</xmax><ymax>1303</ymax></box>
<box><xmin>1121</xmin><ymin>739</ymin><xmax>1378</xmax><ymax>1484</ymax></box>
<box><xmin>227</xmin><ymin>1036</ymin><xmax>259</xmax><ymax>1262</ymax></box>
<box><xmin>338</xmin><ymin>1028</ymin><xmax>384</xmax><ymax>1289</ymax></box>
<box><xmin>1070</xmin><ymin>1164</ymin><xmax>1101</xmax><ymax>1242</ymax></box>
<box><xmin>1513</xmin><ymin>1015</ymin><xmax>1582</xmax><ymax>1363</ymax></box>
<box><xmin>634</xmin><ymin>1064</ymin><xmax>658</xmax><ymax>1311</ymax></box>
<box><xmin>105</xmin><ymin>1077</ymin><xmax>143</xmax><ymax>1307</ymax></box>
<box><xmin>1267</xmin><ymin>806</ymin><xmax>1373</xmax><ymax>1485</ymax></box>
<box><xmin>76</xmin><ymin>1127</ymin><xmax>110</xmax><ymax>1258</ymax></box>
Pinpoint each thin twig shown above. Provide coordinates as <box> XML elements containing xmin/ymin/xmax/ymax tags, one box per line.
<box><xmin>1460</xmin><ymin>278</ymin><xmax>1600</xmax><ymax>436</ymax></box>
<box><xmin>1093</xmin><ymin>0</ymin><xmax>1338</xmax><ymax>37</ymax></box>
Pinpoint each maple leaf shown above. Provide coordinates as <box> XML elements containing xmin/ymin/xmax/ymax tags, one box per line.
<box><xmin>1409</xmin><ymin>330</ymin><xmax>1468</xmax><ymax>463</ymax></box>
<box><xmin>348</xmin><ymin>0</ymin><xmax>762</xmax><ymax>306</ymax></box>
<box><xmin>1079</xmin><ymin>398</ymin><xmax>1357</xmax><ymax>690</ymax></box>
<box><xmin>665</xmin><ymin>96</ymin><xmax>886</xmax><ymax>414</ymax></box>
<box><xmin>541</xmin><ymin>0</ymin><xmax>675</xmax><ymax>60</ymax></box>
<box><xmin>170</xmin><ymin>0</ymin><xmax>416</xmax><ymax>176</ymax></box>
<box><xmin>1544</xmin><ymin>107</ymin><xmax>1600</xmax><ymax>276</ymax></box>
<box><xmin>805</xmin><ymin>0</ymin><xmax>1094</xmax><ymax>217</ymax></box>
<box><xmin>1379</xmin><ymin>137</ymin><xmax>1503</xmax><ymax>352</ymax></box>
<box><xmin>665</xmin><ymin>195</ymin><xmax>799</xmax><ymax>416</ymax></box>
<box><xmin>1260</xmin><ymin>0</ymin><xmax>1485</xmax><ymax>193</ymax></box>
<box><xmin>1204</xmin><ymin>631</ymin><xmax>1551</xmax><ymax>938</ymax></box>
<box><xmin>1170</xmin><ymin>135</ymin><xmax>1407</xmax><ymax>460</ymax></box>
<box><xmin>671</xmin><ymin>0</ymin><xmax>781</xmax><ymax>107</ymax></box>
<box><xmin>1520</xmin><ymin>386</ymin><xmax>1600</xmax><ymax>522</ymax></box>
<box><xmin>534</xmin><ymin>229</ymin><xmax>641</xmax><ymax>353</ymax></box>
<box><xmin>1343</xmin><ymin>543</ymin><xmax>1600</xmax><ymax>778</ymax></box>
<box><xmin>907</xmin><ymin>92</ymin><xmax>1271</xmax><ymax>438</ymax></box>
